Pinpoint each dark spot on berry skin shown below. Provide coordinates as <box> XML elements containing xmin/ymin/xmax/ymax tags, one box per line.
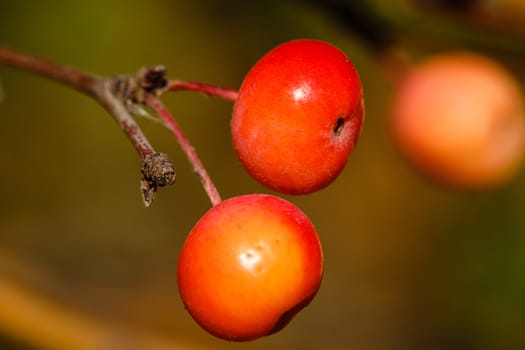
<box><xmin>268</xmin><ymin>286</ymin><xmax>319</xmax><ymax>337</ymax></box>
<box><xmin>333</xmin><ymin>117</ymin><xmax>346</xmax><ymax>136</ymax></box>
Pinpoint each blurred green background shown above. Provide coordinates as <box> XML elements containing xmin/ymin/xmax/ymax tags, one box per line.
<box><xmin>1</xmin><ymin>1</ymin><xmax>525</xmax><ymax>349</ymax></box>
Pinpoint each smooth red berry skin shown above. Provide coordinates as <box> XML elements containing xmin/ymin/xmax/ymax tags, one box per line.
<box><xmin>232</xmin><ymin>39</ymin><xmax>364</xmax><ymax>194</ymax></box>
<box><xmin>177</xmin><ymin>194</ymin><xmax>323</xmax><ymax>341</ymax></box>
<box><xmin>391</xmin><ymin>52</ymin><xmax>525</xmax><ymax>189</ymax></box>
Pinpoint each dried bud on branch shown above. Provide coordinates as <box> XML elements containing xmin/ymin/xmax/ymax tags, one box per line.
<box><xmin>140</xmin><ymin>152</ymin><xmax>176</xmax><ymax>207</ymax></box>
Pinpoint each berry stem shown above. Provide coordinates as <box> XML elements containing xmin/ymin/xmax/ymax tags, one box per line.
<box><xmin>168</xmin><ymin>79</ymin><xmax>238</xmax><ymax>101</ymax></box>
<box><xmin>144</xmin><ymin>94</ymin><xmax>222</xmax><ymax>206</ymax></box>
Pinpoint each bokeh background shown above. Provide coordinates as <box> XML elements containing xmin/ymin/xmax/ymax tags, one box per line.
<box><xmin>1</xmin><ymin>1</ymin><xmax>525</xmax><ymax>349</ymax></box>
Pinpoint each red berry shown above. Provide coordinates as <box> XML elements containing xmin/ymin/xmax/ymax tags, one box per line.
<box><xmin>232</xmin><ymin>39</ymin><xmax>364</xmax><ymax>194</ymax></box>
<box><xmin>177</xmin><ymin>194</ymin><xmax>323</xmax><ymax>341</ymax></box>
<box><xmin>391</xmin><ymin>52</ymin><xmax>525</xmax><ymax>188</ymax></box>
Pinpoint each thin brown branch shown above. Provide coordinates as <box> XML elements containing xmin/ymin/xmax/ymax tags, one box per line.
<box><xmin>0</xmin><ymin>45</ymin><xmax>176</xmax><ymax>206</ymax></box>
<box><xmin>0</xmin><ymin>45</ymin><xmax>100</xmax><ymax>98</ymax></box>
<box><xmin>94</xmin><ymin>81</ymin><xmax>176</xmax><ymax>206</ymax></box>
<box><xmin>0</xmin><ymin>46</ymin><xmax>155</xmax><ymax>161</ymax></box>
<box><xmin>95</xmin><ymin>80</ymin><xmax>156</xmax><ymax>160</ymax></box>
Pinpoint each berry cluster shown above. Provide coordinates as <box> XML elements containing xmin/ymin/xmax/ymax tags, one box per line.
<box><xmin>177</xmin><ymin>40</ymin><xmax>525</xmax><ymax>342</ymax></box>
<box><xmin>2</xmin><ymin>14</ymin><xmax>525</xmax><ymax>348</ymax></box>
<box><xmin>0</xmin><ymin>9</ymin><xmax>525</xmax><ymax>348</ymax></box>
<box><xmin>177</xmin><ymin>39</ymin><xmax>364</xmax><ymax>341</ymax></box>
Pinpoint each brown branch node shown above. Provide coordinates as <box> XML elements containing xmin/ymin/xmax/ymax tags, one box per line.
<box><xmin>138</xmin><ymin>65</ymin><xmax>168</xmax><ymax>93</ymax></box>
<box><xmin>110</xmin><ymin>66</ymin><xmax>168</xmax><ymax>114</ymax></box>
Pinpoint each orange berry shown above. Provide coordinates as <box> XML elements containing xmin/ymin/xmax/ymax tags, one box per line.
<box><xmin>177</xmin><ymin>194</ymin><xmax>323</xmax><ymax>341</ymax></box>
<box><xmin>391</xmin><ymin>52</ymin><xmax>525</xmax><ymax>188</ymax></box>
